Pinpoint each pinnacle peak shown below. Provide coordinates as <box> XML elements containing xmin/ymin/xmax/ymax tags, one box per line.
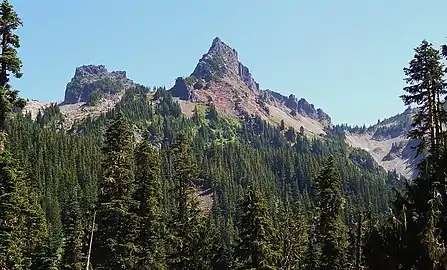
<box><xmin>212</xmin><ymin>36</ymin><xmax>222</xmax><ymax>44</ymax></box>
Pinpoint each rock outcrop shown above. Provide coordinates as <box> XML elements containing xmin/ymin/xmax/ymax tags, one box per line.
<box><xmin>171</xmin><ymin>37</ymin><xmax>332</xmax><ymax>130</ymax></box>
<box><xmin>171</xmin><ymin>77</ymin><xmax>193</xmax><ymax>100</ymax></box>
<box><xmin>63</xmin><ymin>65</ymin><xmax>135</xmax><ymax>104</ymax></box>
<box><xmin>191</xmin><ymin>37</ymin><xmax>259</xmax><ymax>91</ymax></box>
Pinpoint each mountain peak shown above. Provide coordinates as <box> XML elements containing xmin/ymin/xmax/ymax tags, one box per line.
<box><xmin>208</xmin><ymin>36</ymin><xmax>238</xmax><ymax>57</ymax></box>
<box><xmin>191</xmin><ymin>37</ymin><xmax>259</xmax><ymax>91</ymax></box>
<box><xmin>63</xmin><ymin>64</ymin><xmax>135</xmax><ymax>104</ymax></box>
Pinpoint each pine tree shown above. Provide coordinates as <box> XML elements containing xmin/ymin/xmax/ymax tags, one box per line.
<box><xmin>167</xmin><ymin>134</ymin><xmax>211</xmax><ymax>269</ymax></box>
<box><xmin>0</xmin><ymin>0</ymin><xmax>25</xmax><ymax>151</ymax></box>
<box><xmin>235</xmin><ymin>185</ymin><xmax>278</xmax><ymax>269</ymax></box>
<box><xmin>207</xmin><ymin>104</ymin><xmax>218</xmax><ymax>122</ymax></box>
<box><xmin>315</xmin><ymin>156</ymin><xmax>347</xmax><ymax>270</ymax></box>
<box><xmin>392</xmin><ymin>40</ymin><xmax>447</xmax><ymax>268</ymax></box>
<box><xmin>92</xmin><ymin>113</ymin><xmax>139</xmax><ymax>269</ymax></box>
<box><xmin>61</xmin><ymin>186</ymin><xmax>84</xmax><ymax>270</ymax></box>
<box><xmin>0</xmin><ymin>151</ymin><xmax>51</xmax><ymax>269</ymax></box>
<box><xmin>400</xmin><ymin>40</ymin><xmax>446</xmax><ymax>161</ymax></box>
<box><xmin>134</xmin><ymin>140</ymin><xmax>165</xmax><ymax>269</ymax></box>
<box><xmin>278</xmin><ymin>201</ymin><xmax>309</xmax><ymax>269</ymax></box>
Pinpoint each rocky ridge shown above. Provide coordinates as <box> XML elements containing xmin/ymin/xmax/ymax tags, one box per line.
<box><xmin>170</xmin><ymin>37</ymin><xmax>331</xmax><ymax>135</ymax></box>
<box><xmin>345</xmin><ymin>107</ymin><xmax>419</xmax><ymax>179</ymax></box>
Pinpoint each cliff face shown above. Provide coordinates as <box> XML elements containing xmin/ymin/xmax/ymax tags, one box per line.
<box><xmin>63</xmin><ymin>65</ymin><xmax>136</xmax><ymax>104</ymax></box>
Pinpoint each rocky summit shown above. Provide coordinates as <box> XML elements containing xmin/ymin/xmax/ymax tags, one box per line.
<box><xmin>171</xmin><ymin>37</ymin><xmax>331</xmax><ymax>133</ymax></box>
<box><xmin>63</xmin><ymin>64</ymin><xmax>136</xmax><ymax>104</ymax></box>
<box><xmin>192</xmin><ymin>37</ymin><xmax>259</xmax><ymax>91</ymax></box>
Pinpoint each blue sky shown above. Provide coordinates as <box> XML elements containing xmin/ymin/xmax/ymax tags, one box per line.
<box><xmin>10</xmin><ymin>0</ymin><xmax>447</xmax><ymax>125</ymax></box>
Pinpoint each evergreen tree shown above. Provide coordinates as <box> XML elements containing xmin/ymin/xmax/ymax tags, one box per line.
<box><xmin>278</xmin><ymin>201</ymin><xmax>309</xmax><ymax>269</ymax></box>
<box><xmin>0</xmin><ymin>0</ymin><xmax>25</xmax><ymax>151</ymax></box>
<box><xmin>0</xmin><ymin>152</ymin><xmax>51</xmax><ymax>269</ymax></box>
<box><xmin>400</xmin><ymin>40</ymin><xmax>446</xmax><ymax>161</ymax></box>
<box><xmin>315</xmin><ymin>156</ymin><xmax>347</xmax><ymax>270</ymax></box>
<box><xmin>207</xmin><ymin>104</ymin><xmax>218</xmax><ymax>122</ymax></box>
<box><xmin>134</xmin><ymin>140</ymin><xmax>165</xmax><ymax>269</ymax></box>
<box><xmin>391</xmin><ymin>40</ymin><xmax>447</xmax><ymax>269</ymax></box>
<box><xmin>167</xmin><ymin>134</ymin><xmax>211</xmax><ymax>269</ymax></box>
<box><xmin>235</xmin><ymin>186</ymin><xmax>278</xmax><ymax>269</ymax></box>
<box><xmin>92</xmin><ymin>113</ymin><xmax>139</xmax><ymax>269</ymax></box>
<box><xmin>61</xmin><ymin>186</ymin><xmax>84</xmax><ymax>270</ymax></box>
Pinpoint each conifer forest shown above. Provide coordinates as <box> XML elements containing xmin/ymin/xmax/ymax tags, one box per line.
<box><xmin>3</xmin><ymin>1</ymin><xmax>447</xmax><ymax>269</ymax></box>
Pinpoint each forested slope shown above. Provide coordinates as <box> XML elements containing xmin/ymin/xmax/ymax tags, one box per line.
<box><xmin>5</xmin><ymin>84</ymin><xmax>396</xmax><ymax>268</ymax></box>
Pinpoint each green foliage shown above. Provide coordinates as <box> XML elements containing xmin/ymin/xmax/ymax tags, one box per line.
<box><xmin>184</xmin><ymin>76</ymin><xmax>197</xmax><ymax>85</ymax></box>
<box><xmin>234</xmin><ymin>186</ymin><xmax>278</xmax><ymax>269</ymax></box>
<box><xmin>92</xmin><ymin>114</ymin><xmax>139</xmax><ymax>269</ymax></box>
<box><xmin>277</xmin><ymin>201</ymin><xmax>309</xmax><ymax>269</ymax></box>
<box><xmin>315</xmin><ymin>157</ymin><xmax>348</xmax><ymax>270</ymax></box>
<box><xmin>0</xmin><ymin>151</ymin><xmax>51</xmax><ymax>269</ymax></box>
<box><xmin>0</xmin><ymin>0</ymin><xmax>26</xmax><ymax>147</ymax></box>
<box><xmin>134</xmin><ymin>140</ymin><xmax>166</xmax><ymax>269</ymax></box>
<box><xmin>167</xmin><ymin>135</ymin><xmax>211</xmax><ymax>269</ymax></box>
<box><xmin>86</xmin><ymin>91</ymin><xmax>103</xmax><ymax>106</ymax></box>
<box><xmin>61</xmin><ymin>186</ymin><xmax>84</xmax><ymax>270</ymax></box>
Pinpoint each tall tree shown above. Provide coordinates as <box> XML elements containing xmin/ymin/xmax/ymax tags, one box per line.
<box><xmin>392</xmin><ymin>40</ymin><xmax>447</xmax><ymax>269</ymax></box>
<box><xmin>134</xmin><ymin>140</ymin><xmax>165</xmax><ymax>269</ymax></box>
<box><xmin>315</xmin><ymin>156</ymin><xmax>347</xmax><ymax>270</ymax></box>
<box><xmin>167</xmin><ymin>134</ymin><xmax>211</xmax><ymax>269</ymax></box>
<box><xmin>0</xmin><ymin>152</ymin><xmax>51</xmax><ymax>269</ymax></box>
<box><xmin>92</xmin><ymin>113</ymin><xmax>139</xmax><ymax>269</ymax></box>
<box><xmin>0</xmin><ymin>0</ymin><xmax>25</xmax><ymax>151</ymax></box>
<box><xmin>61</xmin><ymin>186</ymin><xmax>84</xmax><ymax>270</ymax></box>
<box><xmin>401</xmin><ymin>40</ymin><xmax>446</xmax><ymax>162</ymax></box>
<box><xmin>278</xmin><ymin>200</ymin><xmax>309</xmax><ymax>269</ymax></box>
<box><xmin>234</xmin><ymin>185</ymin><xmax>278</xmax><ymax>269</ymax></box>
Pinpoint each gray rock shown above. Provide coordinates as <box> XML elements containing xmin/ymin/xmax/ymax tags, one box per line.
<box><xmin>170</xmin><ymin>77</ymin><xmax>193</xmax><ymax>100</ymax></box>
<box><xmin>63</xmin><ymin>65</ymin><xmax>135</xmax><ymax>104</ymax></box>
<box><xmin>191</xmin><ymin>37</ymin><xmax>260</xmax><ymax>91</ymax></box>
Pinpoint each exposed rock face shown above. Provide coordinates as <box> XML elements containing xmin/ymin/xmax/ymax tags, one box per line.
<box><xmin>171</xmin><ymin>37</ymin><xmax>332</xmax><ymax>130</ymax></box>
<box><xmin>269</xmin><ymin>92</ymin><xmax>331</xmax><ymax>125</ymax></box>
<box><xmin>345</xmin><ymin>107</ymin><xmax>419</xmax><ymax>179</ymax></box>
<box><xmin>63</xmin><ymin>65</ymin><xmax>135</xmax><ymax>104</ymax></box>
<box><xmin>171</xmin><ymin>77</ymin><xmax>193</xmax><ymax>100</ymax></box>
<box><xmin>191</xmin><ymin>37</ymin><xmax>259</xmax><ymax>91</ymax></box>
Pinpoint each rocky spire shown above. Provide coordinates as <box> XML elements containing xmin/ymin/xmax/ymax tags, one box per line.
<box><xmin>191</xmin><ymin>37</ymin><xmax>259</xmax><ymax>91</ymax></box>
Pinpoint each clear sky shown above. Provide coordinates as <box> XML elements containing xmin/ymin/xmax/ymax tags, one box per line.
<box><xmin>10</xmin><ymin>0</ymin><xmax>447</xmax><ymax>125</ymax></box>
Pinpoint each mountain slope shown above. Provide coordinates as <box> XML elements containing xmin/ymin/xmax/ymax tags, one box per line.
<box><xmin>170</xmin><ymin>37</ymin><xmax>331</xmax><ymax>136</ymax></box>
<box><xmin>22</xmin><ymin>37</ymin><xmax>416</xmax><ymax>178</ymax></box>
<box><xmin>345</xmin><ymin>107</ymin><xmax>419</xmax><ymax>179</ymax></box>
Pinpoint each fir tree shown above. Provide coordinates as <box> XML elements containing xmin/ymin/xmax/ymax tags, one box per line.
<box><xmin>235</xmin><ymin>185</ymin><xmax>278</xmax><ymax>269</ymax></box>
<box><xmin>92</xmin><ymin>113</ymin><xmax>139</xmax><ymax>269</ymax></box>
<box><xmin>315</xmin><ymin>156</ymin><xmax>347</xmax><ymax>270</ymax></box>
<box><xmin>167</xmin><ymin>134</ymin><xmax>211</xmax><ymax>269</ymax></box>
<box><xmin>207</xmin><ymin>104</ymin><xmax>218</xmax><ymax>122</ymax></box>
<box><xmin>400</xmin><ymin>40</ymin><xmax>446</xmax><ymax>161</ymax></box>
<box><xmin>134</xmin><ymin>140</ymin><xmax>165</xmax><ymax>269</ymax></box>
<box><xmin>392</xmin><ymin>40</ymin><xmax>447</xmax><ymax>269</ymax></box>
<box><xmin>61</xmin><ymin>186</ymin><xmax>84</xmax><ymax>270</ymax></box>
<box><xmin>0</xmin><ymin>152</ymin><xmax>51</xmax><ymax>269</ymax></box>
<box><xmin>0</xmin><ymin>0</ymin><xmax>25</xmax><ymax>151</ymax></box>
<box><xmin>278</xmin><ymin>200</ymin><xmax>309</xmax><ymax>269</ymax></box>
